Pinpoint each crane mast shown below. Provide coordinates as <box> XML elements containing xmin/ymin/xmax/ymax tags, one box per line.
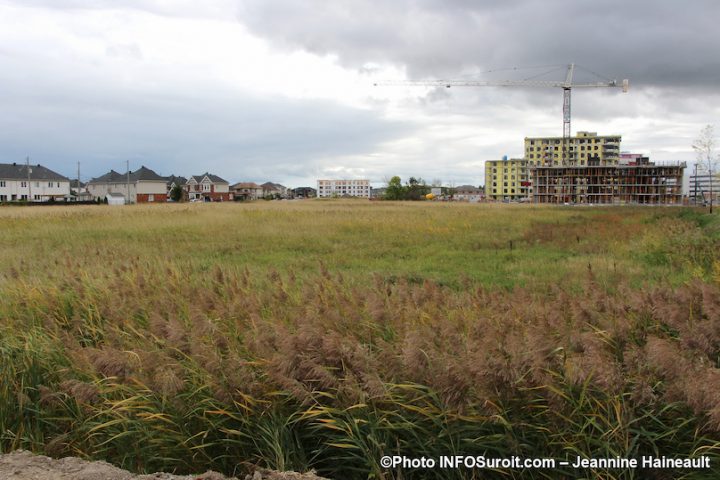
<box><xmin>375</xmin><ymin>63</ymin><xmax>629</xmax><ymax>164</ymax></box>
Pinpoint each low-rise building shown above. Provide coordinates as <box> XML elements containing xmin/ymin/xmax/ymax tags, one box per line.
<box><xmin>455</xmin><ymin>185</ymin><xmax>484</xmax><ymax>202</ymax></box>
<box><xmin>87</xmin><ymin>166</ymin><xmax>167</xmax><ymax>203</ymax></box>
<box><xmin>230</xmin><ymin>182</ymin><xmax>264</xmax><ymax>201</ymax></box>
<box><xmin>165</xmin><ymin>175</ymin><xmax>187</xmax><ymax>201</ymax></box>
<box><xmin>317</xmin><ymin>179</ymin><xmax>370</xmax><ymax>198</ymax></box>
<box><xmin>186</xmin><ymin>173</ymin><xmax>230</xmax><ymax>201</ymax></box>
<box><xmin>261</xmin><ymin>182</ymin><xmax>288</xmax><ymax>199</ymax></box>
<box><xmin>291</xmin><ymin>187</ymin><xmax>317</xmax><ymax>198</ymax></box>
<box><xmin>0</xmin><ymin>163</ymin><xmax>70</xmax><ymax>202</ymax></box>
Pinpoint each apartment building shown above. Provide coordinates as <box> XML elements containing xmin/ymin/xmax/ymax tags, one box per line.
<box><xmin>484</xmin><ymin>157</ymin><xmax>529</xmax><ymax>201</ymax></box>
<box><xmin>532</xmin><ymin>157</ymin><xmax>685</xmax><ymax>205</ymax></box>
<box><xmin>525</xmin><ymin>131</ymin><xmax>622</xmax><ymax>166</ymax></box>
<box><xmin>317</xmin><ymin>179</ymin><xmax>370</xmax><ymax>198</ymax></box>
<box><xmin>0</xmin><ymin>163</ymin><xmax>70</xmax><ymax>202</ymax></box>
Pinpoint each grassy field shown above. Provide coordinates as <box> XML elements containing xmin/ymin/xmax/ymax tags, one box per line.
<box><xmin>1</xmin><ymin>201</ymin><xmax>719</xmax><ymax>479</ymax></box>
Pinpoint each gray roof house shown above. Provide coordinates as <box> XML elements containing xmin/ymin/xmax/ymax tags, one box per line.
<box><xmin>87</xmin><ymin>166</ymin><xmax>168</xmax><ymax>203</ymax></box>
<box><xmin>0</xmin><ymin>162</ymin><xmax>70</xmax><ymax>202</ymax></box>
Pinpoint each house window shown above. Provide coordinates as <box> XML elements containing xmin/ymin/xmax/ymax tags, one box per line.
<box><xmin>0</xmin><ymin>181</ymin><xmax>4</xmax><ymax>187</ymax></box>
<box><xmin>0</xmin><ymin>195</ymin><xmax>6</xmax><ymax>202</ymax></box>
<box><xmin>35</xmin><ymin>182</ymin><xmax>40</xmax><ymax>188</ymax></box>
<box><xmin>34</xmin><ymin>195</ymin><xmax>41</xmax><ymax>200</ymax></box>
<box><xmin>21</xmin><ymin>181</ymin><xmax>27</xmax><ymax>187</ymax></box>
<box><xmin>48</xmin><ymin>182</ymin><xmax>53</xmax><ymax>187</ymax></box>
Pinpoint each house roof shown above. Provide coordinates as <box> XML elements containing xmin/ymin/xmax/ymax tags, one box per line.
<box><xmin>189</xmin><ymin>172</ymin><xmax>229</xmax><ymax>184</ymax></box>
<box><xmin>261</xmin><ymin>181</ymin><xmax>286</xmax><ymax>190</ymax></box>
<box><xmin>0</xmin><ymin>163</ymin><xmax>70</xmax><ymax>181</ymax></box>
<box><xmin>88</xmin><ymin>166</ymin><xmax>165</xmax><ymax>184</ymax></box>
<box><xmin>456</xmin><ymin>185</ymin><xmax>481</xmax><ymax>193</ymax></box>
<box><xmin>165</xmin><ymin>174</ymin><xmax>187</xmax><ymax>186</ymax></box>
<box><xmin>231</xmin><ymin>182</ymin><xmax>261</xmax><ymax>189</ymax></box>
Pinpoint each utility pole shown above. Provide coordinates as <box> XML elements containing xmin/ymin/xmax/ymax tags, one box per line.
<box><xmin>77</xmin><ymin>161</ymin><xmax>81</xmax><ymax>201</ymax></box>
<box><xmin>26</xmin><ymin>156</ymin><xmax>32</xmax><ymax>202</ymax></box>
<box><xmin>126</xmin><ymin>160</ymin><xmax>130</xmax><ymax>205</ymax></box>
<box><xmin>693</xmin><ymin>163</ymin><xmax>698</xmax><ymax>205</ymax></box>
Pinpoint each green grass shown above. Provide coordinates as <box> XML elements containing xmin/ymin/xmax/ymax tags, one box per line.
<box><xmin>0</xmin><ymin>201</ymin><xmax>719</xmax><ymax>479</ymax></box>
<box><xmin>0</xmin><ymin>201</ymin><xmax>717</xmax><ymax>289</ymax></box>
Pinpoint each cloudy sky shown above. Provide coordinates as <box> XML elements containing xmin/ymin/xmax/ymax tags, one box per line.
<box><xmin>1</xmin><ymin>0</ymin><xmax>718</xmax><ymax>187</ymax></box>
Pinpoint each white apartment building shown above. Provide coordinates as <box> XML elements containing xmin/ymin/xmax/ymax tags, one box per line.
<box><xmin>0</xmin><ymin>163</ymin><xmax>70</xmax><ymax>202</ymax></box>
<box><xmin>317</xmin><ymin>179</ymin><xmax>370</xmax><ymax>198</ymax></box>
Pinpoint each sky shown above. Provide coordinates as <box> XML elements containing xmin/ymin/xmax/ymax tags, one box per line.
<box><xmin>0</xmin><ymin>0</ymin><xmax>718</xmax><ymax>188</ymax></box>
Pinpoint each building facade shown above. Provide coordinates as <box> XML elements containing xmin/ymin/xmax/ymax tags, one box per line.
<box><xmin>185</xmin><ymin>173</ymin><xmax>230</xmax><ymax>201</ymax></box>
<box><xmin>0</xmin><ymin>163</ymin><xmax>70</xmax><ymax>202</ymax></box>
<box><xmin>87</xmin><ymin>166</ymin><xmax>167</xmax><ymax>203</ymax></box>
<box><xmin>454</xmin><ymin>185</ymin><xmax>484</xmax><ymax>202</ymax></box>
<box><xmin>525</xmin><ymin>131</ymin><xmax>621</xmax><ymax>166</ymax></box>
<box><xmin>230</xmin><ymin>182</ymin><xmax>264</xmax><ymax>201</ymax></box>
<box><xmin>689</xmin><ymin>166</ymin><xmax>719</xmax><ymax>205</ymax></box>
<box><xmin>532</xmin><ymin>158</ymin><xmax>685</xmax><ymax>204</ymax></box>
<box><xmin>165</xmin><ymin>175</ymin><xmax>187</xmax><ymax>201</ymax></box>
<box><xmin>317</xmin><ymin>179</ymin><xmax>370</xmax><ymax>198</ymax></box>
<box><xmin>261</xmin><ymin>182</ymin><xmax>288</xmax><ymax>198</ymax></box>
<box><xmin>484</xmin><ymin>158</ymin><xmax>529</xmax><ymax>201</ymax></box>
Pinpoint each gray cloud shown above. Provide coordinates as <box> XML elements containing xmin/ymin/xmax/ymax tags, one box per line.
<box><xmin>0</xmin><ymin>76</ymin><xmax>413</xmax><ymax>185</ymax></box>
<box><xmin>238</xmin><ymin>0</ymin><xmax>720</xmax><ymax>89</ymax></box>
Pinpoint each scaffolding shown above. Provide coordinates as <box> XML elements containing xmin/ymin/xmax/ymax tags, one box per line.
<box><xmin>531</xmin><ymin>160</ymin><xmax>686</xmax><ymax>205</ymax></box>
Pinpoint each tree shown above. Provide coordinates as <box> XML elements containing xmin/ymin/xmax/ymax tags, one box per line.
<box><xmin>692</xmin><ymin>125</ymin><xmax>719</xmax><ymax>213</ymax></box>
<box><xmin>169</xmin><ymin>184</ymin><xmax>184</xmax><ymax>202</ymax></box>
<box><xmin>406</xmin><ymin>177</ymin><xmax>430</xmax><ymax>201</ymax></box>
<box><xmin>384</xmin><ymin>176</ymin><xmax>406</xmax><ymax>200</ymax></box>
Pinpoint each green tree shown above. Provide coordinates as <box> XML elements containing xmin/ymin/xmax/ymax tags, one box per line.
<box><xmin>406</xmin><ymin>177</ymin><xmax>430</xmax><ymax>201</ymax></box>
<box><xmin>384</xmin><ymin>176</ymin><xmax>406</xmax><ymax>200</ymax></box>
<box><xmin>169</xmin><ymin>184</ymin><xmax>184</xmax><ymax>202</ymax></box>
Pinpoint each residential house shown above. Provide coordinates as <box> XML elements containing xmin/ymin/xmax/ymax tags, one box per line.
<box><xmin>455</xmin><ymin>185</ymin><xmax>484</xmax><ymax>202</ymax></box>
<box><xmin>70</xmin><ymin>179</ymin><xmax>93</xmax><ymax>201</ymax></box>
<box><xmin>0</xmin><ymin>162</ymin><xmax>70</xmax><ymax>202</ymax></box>
<box><xmin>261</xmin><ymin>182</ymin><xmax>288</xmax><ymax>199</ymax></box>
<box><xmin>291</xmin><ymin>187</ymin><xmax>317</xmax><ymax>198</ymax></box>
<box><xmin>165</xmin><ymin>175</ymin><xmax>187</xmax><ymax>201</ymax></box>
<box><xmin>186</xmin><ymin>173</ymin><xmax>230</xmax><ymax>201</ymax></box>
<box><xmin>87</xmin><ymin>166</ymin><xmax>167</xmax><ymax>203</ymax></box>
<box><xmin>230</xmin><ymin>182</ymin><xmax>263</xmax><ymax>201</ymax></box>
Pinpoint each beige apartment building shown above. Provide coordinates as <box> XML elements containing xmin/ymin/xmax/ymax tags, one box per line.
<box><xmin>484</xmin><ymin>157</ymin><xmax>529</xmax><ymax>201</ymax></box>
<box><xmin>524</xmin><ymin>131</ymin><xmax>621</xmax><ymax>166</ymax></box>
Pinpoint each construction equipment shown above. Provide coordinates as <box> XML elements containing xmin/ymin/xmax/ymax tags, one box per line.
<box><xmin>375</xmin><ymin>63</ymin><xmax>629</xmax><ymax>163</ymax></box>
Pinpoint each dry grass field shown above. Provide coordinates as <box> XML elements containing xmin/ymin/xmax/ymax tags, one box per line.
<box><xmin>1</xmin><ymin>200</ymin><xmax>719</xmax><ymax>479</ymax></box>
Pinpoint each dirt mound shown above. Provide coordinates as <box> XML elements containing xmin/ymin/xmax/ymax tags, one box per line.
<box><xmin>0</xmin><ymin>451</ymin><xmax>329</xmax><ymax>480</ymax></box>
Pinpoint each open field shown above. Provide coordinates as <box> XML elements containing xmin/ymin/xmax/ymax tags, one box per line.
<box><xmin>1</xmin><ymin>201</ymin><xmax>720</xmax><ymax>479</ymax></box>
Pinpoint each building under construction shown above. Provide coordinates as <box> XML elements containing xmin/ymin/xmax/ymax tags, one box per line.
<box><xmin>532</xmin><ymin>156</ymin><xmax>685</xmax><ymax>205</ymax></box>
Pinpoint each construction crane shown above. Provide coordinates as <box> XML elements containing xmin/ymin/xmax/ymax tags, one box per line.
<box><xmin>375</xmin><ymin>63</ymin><xmax>629</xmax><ymax>163</ymax></box>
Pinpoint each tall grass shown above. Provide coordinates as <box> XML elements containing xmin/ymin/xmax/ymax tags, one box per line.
<box><xmin>0</xmin><ymin>202</ymin><xmax>719</xmax><ymax>478</ymax></box>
